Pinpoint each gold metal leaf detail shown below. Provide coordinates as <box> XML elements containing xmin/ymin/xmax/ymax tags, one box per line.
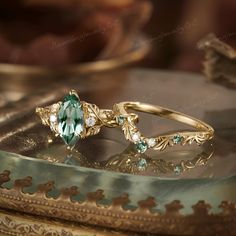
<box><xmin>82</xmin><ymin>102</ymin><xmax>102</xmax><ymax>137</ymax></box>
<box><xmin>154</xmin><ymin>136</ymin><xmax>172</xmax><ymax>151</ymax></box>
<box><xmin>121</xmin><ymin>119</ymin><xmax>138</xmax><ymax>142</ymax></box>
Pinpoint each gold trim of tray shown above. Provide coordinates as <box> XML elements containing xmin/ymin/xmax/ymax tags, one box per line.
<box><xmin>0</xmin><ymin>170</ymin><xmax>235</xmax><ymax>235</ymax></box>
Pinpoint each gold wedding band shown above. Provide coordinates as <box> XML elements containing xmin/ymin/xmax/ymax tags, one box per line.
<box><xmin>113</xmin><ymin>102</ymin><xmax>214</xmax><ymax>153</ymax></box>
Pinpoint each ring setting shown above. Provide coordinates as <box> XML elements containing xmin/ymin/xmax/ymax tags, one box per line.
<box><xmin>36</xmin><ymin>90</ymin><xmax>116</xmax><ymax>147</ymax></box>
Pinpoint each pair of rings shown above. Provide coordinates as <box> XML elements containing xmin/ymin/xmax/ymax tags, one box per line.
<box><xmin>36</xmin><ymin>90</ymin><xmax>214</xmax><ymax>154</ymax></box>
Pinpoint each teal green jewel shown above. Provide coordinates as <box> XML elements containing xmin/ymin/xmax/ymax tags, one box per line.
<box><xmin>63</xmin><ymin>155</ymin><xmax>76</xmax><ymax>165</ymax></box>
<box><xmin>135</xmin><ymin>141</ymin><xmax>148</xmax><ymax>153</ymax></box>
<box><xmin>117</xmin><ymin>115</ymin><xmax>126</xmax><ymax>125</ymax></box>
<box><xmin>174</xmin><ymin>165</ymin><xmax>182</xmax><ymax>175</ymax></box>
<box><xmin>137</xmin><ymin>158</ymin><xmax>147</xmax><ymax>170</ymax></box>
<box><xmin>58</xmin><ymin>94</ymin><xmax>84</xmax><ymax>146</ymax></box>
<box><xmin>173</xmin><ymin>134</ymin><xmax>183</xmax><ymax>144</ymax></box>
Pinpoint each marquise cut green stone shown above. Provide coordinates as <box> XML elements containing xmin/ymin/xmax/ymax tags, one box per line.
<box><xmin>58</xmin><ymin>94</ymin><xmax>84</xmax><ymax>146</ymax></box>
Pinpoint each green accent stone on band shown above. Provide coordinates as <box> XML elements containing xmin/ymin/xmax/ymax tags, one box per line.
<box><xmin>173</xmin><ymin>134</ymin><xmax>183</xmax><ymax>144</ymax></box>
<box><xmin>174</xmin><ymin>165</ymin><xmax>182</xmax><ymax>174</ymax></box>
<box><xmin>58</xmin><ymin>94</ymin><xmax>84</xmax><ymax>146</ymax></box>
<box><xmin>137</xmin><ymin>158</ymin><xmax>147</xmax><ymax>170</ymax></box>
<box><xmin>135</xmin><ymin>140</ymin><xmax>148</xmax><ymax>153</ymax></box>
<box><xmin>117</xmin><ymin>115</ymin><xmax>126</xmax><ymax>125</ymax></box>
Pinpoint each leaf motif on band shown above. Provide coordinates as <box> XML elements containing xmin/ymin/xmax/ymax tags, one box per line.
<box><xmin>83</xmin><ymin>102</ymin><xmax>101</xmax><ymax>137</ymax></box>
<box><xmin>122</xmin><ymin>119</ymin><xmax>138</xmax><ymax>142</ymax></box>
<box><xmin>184</xmin><ymin>133</ymin><xmax>208</xmax><ymax>145</ymax></box>
<box><xmin>154</xmin><ymin>137</ymin><xmax>171</xmax><ymax>151</ymax></box>
<box><xmin>36</xmin><ymin>103</ymin><xmax>61</xmax><ymax>135</ymax></box>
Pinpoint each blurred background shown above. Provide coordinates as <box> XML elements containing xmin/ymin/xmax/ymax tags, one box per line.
<box><xmin>144</xmin><ymin>0</ymin><xmax>236</xmax><ymax>72</ymax></box>
<box><xmin>0</xmin><ymin>0</ymin><xmax>236</xmax><ymax>73</ymax></box>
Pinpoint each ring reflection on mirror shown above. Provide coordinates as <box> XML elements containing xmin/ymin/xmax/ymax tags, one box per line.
<box><xmin>39</xmin><ymin>141</ymin><xmax>214</xmax><ymax>176</ymax></box>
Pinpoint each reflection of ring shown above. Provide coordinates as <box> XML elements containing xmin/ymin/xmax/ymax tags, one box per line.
<box><xmin>113</xmin><ymin>102</ymin><xmax>214</xmax><ymax>153</ymax></box>
<box><xmin>36</xmin><ymin>90</ymin><xmax>117</xmax><ymax>147</ymax></box>
<box><xmin>39</xmin><ymin>143</ymin><xmax>214</xmax><ymax>175</ymax></box>
<box><xmin>102</xmin><ymin>145</ymin><xmax>214</xmax><ymax>175</ymax></box>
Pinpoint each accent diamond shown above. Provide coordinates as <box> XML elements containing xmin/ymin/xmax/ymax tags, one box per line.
<box><xmin>85</xmin><ymin>117</ymin><xmax>96</xmax><ymax>127</ymax></box>
<box><xmin>50</xmin><ymin>114</ymin><xmax>57</xmax><ymax>123</ymax></box>
<box><xmin>147</xmin><ymin>138</ymin><xmax>156</xmax><ymax>148</ymax></box>
<box><xmin>132</xmin><ymin>132</ymin><xmax>141</xmax><ymax>143</ymax></box>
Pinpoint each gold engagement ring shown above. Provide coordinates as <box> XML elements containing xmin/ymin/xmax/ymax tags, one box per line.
<box><xmin>36</xmin><ymin>90</ymin><xmax>117</xmax><ymax>147</ymax></box>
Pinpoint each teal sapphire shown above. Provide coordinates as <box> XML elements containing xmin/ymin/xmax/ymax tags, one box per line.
<box><xmin>137</xmin><ymin>158</ymin><xmax>147</xmax><ymax>171</ymax></box>
<box><xmin>58</xmin><ymin>93</ymin><xmax>84</xmax><ymax>146</ymax></box>
<box><xmin>173</xmin><ymin>134</ymin><xmax>183</xmax><ymax>144</ymax></box>
<box><xmin>174</xmin><ymin>165</ymin><xmax>182</xmax><ymax>175</ymax></box>
<box><xmin>135</xmin><ymin>141</ymin><xmax>148</xmax><ymax>153</ymax></box>
<box><xmin>117</xmin><ymin>115</ymin><xmax>126</xmax><ymax>125</ymax></box>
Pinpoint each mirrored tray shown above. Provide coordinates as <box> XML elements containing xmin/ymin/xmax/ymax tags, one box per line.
<box><xmin>0</xmin><ymin>69</ymin><xmax>235</xmax><ymax>235</ymax></box>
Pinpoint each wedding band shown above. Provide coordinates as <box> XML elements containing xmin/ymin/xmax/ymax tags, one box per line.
<box><xmin>36</xmin><ymin>90</ymin><xmax>117</xmax><ymax>147</ymax></box>
<box><xmin>113</xmin><ymin>102</ymin><xmax>214</xmax><ymax>153</ymax></box>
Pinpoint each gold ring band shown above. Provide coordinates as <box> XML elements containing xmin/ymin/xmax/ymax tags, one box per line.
<box><xmin>113</xmin><ymin>102</ymin><xmax>214</xmax><ymax>153</ymax></box>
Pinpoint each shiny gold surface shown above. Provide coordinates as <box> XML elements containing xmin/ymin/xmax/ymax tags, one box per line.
<box><xmin>0</xmin><ymin>69</ymin><xmax>235</xmax><ymax>235</ymax></box>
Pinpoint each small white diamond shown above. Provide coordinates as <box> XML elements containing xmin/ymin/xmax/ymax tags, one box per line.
<box><xmin>50</xmin><ymin>114</ymin><xmax>57</xmax><ymax>123</ymax></box>
<box><xmin>132</xmin><ymin>132</ymin><xmax>141</xmax><ymax>143</ymax></box>
<box><xmin>86</xmin><ymin>117</ymin><xmax>96</xmax><ymax>127</ymax></box>
<box><xmin>147</xmin><ymin>138</ymin><xmax>156</xmax><ymax>148</ymax></box>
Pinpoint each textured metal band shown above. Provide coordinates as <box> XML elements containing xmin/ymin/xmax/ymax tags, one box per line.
<box><xmin>113</xmin><ymin>102</ymin><xmax>214</xmax><ymax>152</ymax></box>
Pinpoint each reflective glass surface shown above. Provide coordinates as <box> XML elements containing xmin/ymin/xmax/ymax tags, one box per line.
<box><xmin>0</xmin><ymin>69</ymin><xmax>235</xmax><ymax>213</ymax></box>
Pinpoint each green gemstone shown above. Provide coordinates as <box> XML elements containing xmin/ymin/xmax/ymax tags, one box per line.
<box><xmin>64</xmin><ymin>155</ymin><xmax>76</xmax><ymax>165</ymax></box>
<box><xmin>174</xmin><ymin>165</ymin><xmax>182</xmax><ymax>175</ymax></box>
<box><xmin>58</xmin><ymin>94</ymin><xmax>84</xmax><ymax>146</ymax></box>
<box><xmin>135</xmin><ymin>141</ymin><xmax>148</xmax><ymax>153</ymax></box>
<box><xmin>137</xmin><ymin>158</ymin><xmax>147</xmax><ymax>170</ymax></box>
<box><xmin>117</xmin><ymin>115</ymin><xmax>125</xmax><ymax>125</ymax></box>
<box><xmin>173</xmin><ymin>134</ymin><xmax>182</xmax><ymax>144</ymax></box>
